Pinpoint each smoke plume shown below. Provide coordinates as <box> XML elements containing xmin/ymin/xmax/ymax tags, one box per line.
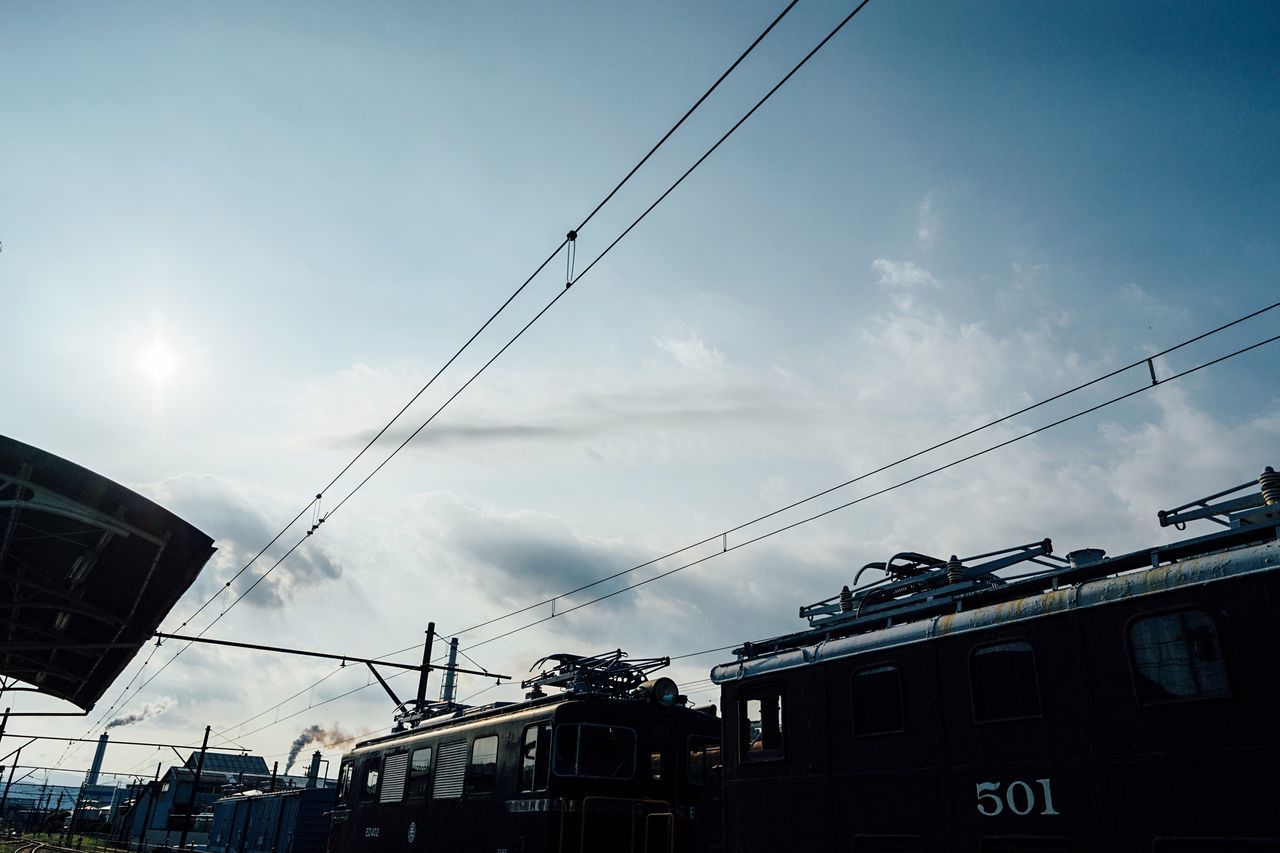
<box><xmin>107</xmin><ymin>697</ymin><xmax>175</xmax><ymax>729</ymax></box>
<box><xmin>285</xmin><ymin>724</ymin><xmax>351</xmax><ymax>774</ymax></box>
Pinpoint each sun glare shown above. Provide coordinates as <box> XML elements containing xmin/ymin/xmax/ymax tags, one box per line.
<box><xmin>137</xmin><ymin>337</ymin><xmax>180</xmax><ymax>386</ymax></box>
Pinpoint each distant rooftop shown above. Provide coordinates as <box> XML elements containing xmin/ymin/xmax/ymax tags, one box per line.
<box><xmin>185</xmin><ymin>753</ymin><xmax>270</xmax><ymax>775</ymax></box>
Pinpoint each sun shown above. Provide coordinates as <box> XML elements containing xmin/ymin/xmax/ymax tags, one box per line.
<box><xmin>137</xmin><ymin>337</ymin><xmax>180</xmax><ymax>386</ymax></box>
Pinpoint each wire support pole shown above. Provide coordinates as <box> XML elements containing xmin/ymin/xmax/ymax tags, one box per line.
<box><xmin>415</xmin><ymin>623</ymin><xmax>435</xmax><ymax>708</ymax></box>
<box><xmin>176</xmin><ymin>725</ymin><xmax>210</xmax><ymax>851</ymax></box>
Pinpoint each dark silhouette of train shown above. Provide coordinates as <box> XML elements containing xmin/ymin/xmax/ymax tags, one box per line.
<box><xmin>326</xmin><ymin>652</ymin><xmax>721</xmax><ymax>853</ymax></box>
<box><xmin>327</xmin><ymin>466</ymin><xmax>1280</xmax><ymax>852</ymax></box>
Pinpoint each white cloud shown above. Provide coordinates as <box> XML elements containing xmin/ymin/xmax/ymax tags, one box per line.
<box><xmin>145</xmin><ymin>474</ymin><xmax>344</xmax><ymax>610</ymax></box>
<box><xmin>1011</xmin><ymin>260</ymin><xmax>1048</xmax><ymax>291</ymax></box>
<box><xmin>872</xmin><ymin>258</ymin><xmax>939</xmax><ymax>289</ymax></box>
<box><xmin>651</xmin><ymin>334</ymin><xmax>725</xmax><ymax>372</ymax></box>
<box><xmin>758</xmin><ymin>476</ymin><xmax>792</xmax><ymax>504</ymax></box>
<box><xmin>917</xmin><ymin>191</ymin><xmax>939</xmax><ymax>248</ymax></box>
<box><xmin>871</xmin><ymin>259</ymin><xmax>940</xmax><ymax>310</ymax></box>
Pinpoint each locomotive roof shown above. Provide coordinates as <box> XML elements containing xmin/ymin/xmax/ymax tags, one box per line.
<box><xmin>349</xmin><ymin>689</ymin><xmax>707</xmax><ymax>755</ymax></box>
<box><xmin>713</xmin><ymin>471</ymin><xmax>1280</xmax><ymax>684</ymax></box>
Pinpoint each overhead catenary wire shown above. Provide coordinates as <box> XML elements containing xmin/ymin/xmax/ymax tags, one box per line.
<box><xmin>79</xmin><ymin>0</ymin><xmax>809</xmax><ymax>741</ymax></box>
<box><xmin>95</xmin><ymin>0</ymin><xmax>868</xmax><ymax>730</ymax></box>
<box><xmin>152</xmin><ymin>0</ymin><xmax>803</xmax><ymax>645</ymax></box>
<box><xmin>437</xmin><ymin>301</ymin><xmax>1280</xmax><ymax>642</ymax></box>
<box><xmin>227</xmin><ymin>0</ymin><xmax>880</xmax><ymax>639</ymax></box>
<box><xmin>202</xmin><ymin>319</ymin><xmax>1279</xmax><ymax>745</ymax></box>
<box><xmin>67</xmin><ymin>0</ymin><xmax>1259</xmax><ymax>758</ymax></box>
<box><xmin>450</xmin><ymin>329</ymin><xmax>1280</xmax><ymax>655</ymax></box>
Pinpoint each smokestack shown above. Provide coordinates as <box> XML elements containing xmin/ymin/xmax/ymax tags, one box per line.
<box><xmin>441</xmin><ymin>638</ymin><xmax>459</xmax><ymax>704</ymax></box>
<box><xmin>86</xmin><ymin>733</ymin><xmax>108</xmax><ymax>786</ymax></box>
<box><xmin>306</xmin><ymin>751</ymin><xmax>321</xmax><ymax>789</ymax></box>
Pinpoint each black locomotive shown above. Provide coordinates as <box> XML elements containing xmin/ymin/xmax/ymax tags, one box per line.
<box><xmin>711</xmin><ymin>467</ymin><xmax>1280</xmax><ymax>852</ymax></box>
<box><xmin>326</xmin><ymin>651</ymin><xmax>721</xmax><ymax>853</ymax></box>
<box><xmin>325</xmin><ymin>466</ymin><xmax>1279</xmax><ymax>852</ymax></box>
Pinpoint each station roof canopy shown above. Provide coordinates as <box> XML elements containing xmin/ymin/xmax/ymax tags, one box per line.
<box><xmin>0</xmin><ymin>435</ymin><xmax>215</xmax><ymax>711</ymax></box>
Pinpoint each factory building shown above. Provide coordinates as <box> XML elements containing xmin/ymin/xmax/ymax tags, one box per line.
<box><xmin>116</xmin><ymin>751</ymin><xmax>331</xmax><ymax>850</ymax></box>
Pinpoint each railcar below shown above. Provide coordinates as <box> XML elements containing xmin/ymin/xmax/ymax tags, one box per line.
<box><xmin>327</xmin><ymin>651</ymin><xmax>721</xmax><ymax>853</ymax></box>
<box><xmin>711</xmin><ymin>466</ymin><xmax>1280</xmax><ymax>853</ymax></box>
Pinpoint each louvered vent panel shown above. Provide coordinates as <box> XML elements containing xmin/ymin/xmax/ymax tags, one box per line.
<box><xmin>432</xmin><ymin>741</ymin><xmax>467</xmax><ymax>799</ymax></box>
<box><xmin>379</xmin><ymin>752</ymin><xmax>409</xmax><ymax>803</ymax></box>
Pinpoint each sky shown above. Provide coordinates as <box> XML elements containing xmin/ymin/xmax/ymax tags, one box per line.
<box><xmin>2</xmin><ymin>0</ymin><xmax>1278</xmax><ymax>790</ymax></box>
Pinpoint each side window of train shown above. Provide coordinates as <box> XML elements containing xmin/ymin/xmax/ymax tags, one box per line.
<box><xmin>970</xmin><ymin>641</ymin><xmax>1042</xmax><ymax>723</ymax></box>
<box><xmin>363</xmin><ymin>757</ymin><xmax>381</xmax><ymax>798</ymax></box>
<box><xmin>553</xmin><ymin>724</ymin><xmax>637</xmax><ymax>779</ymax></box>
<box><xmin>852</xmin><ymin>664</ymin><xmax>905</xmax><ymax>736</ymax></box>
<box><xmin>739</xmin><ymin>688</ymin><xmax>784</xmax><ymax>762</ymax></box>
<box><xmin>408</xmin><ymin>745</ymin><xmax>433</xmax><ymax>798</ymax></box>
<box><xmin>519</xmin><ymin>723</ymin><xmax>551</xmax><ymax>792</ymax></box>
<box><xmin>335</xmin><ymin>760</ymin><xmax>354</xmax><ymax>805</ymax></box>
<box><xmin>466</xmin><ymin>735</ymin><xmax>499</xmax><ymax>796</ymax></box>
<box><xmin>1128</xmin><ymin>609</ymin><xmax>1230</xmax><ymax>705</ymax></box>
<box><xmin>686</xmin><ymin>736</ymin><xmax>722</xmax><ymax>786</ymax></box>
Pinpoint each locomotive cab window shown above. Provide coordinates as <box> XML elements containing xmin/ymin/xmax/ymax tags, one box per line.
<box><xmin>519</xmin><ymin>723</ymin><xmax>551</xmax><ymax>792</ymax></box>
<box><xmin>852</xmin><ymin>664</ymin><xmax>905</xmax><ymax>735</ymax></box>
<box><xmin>408</xmin><ymin>746</ymin><xmax>433</xmax><ymax>797</ymax></box>
<box><xmin>335</xmin><ymin>759</ymin><xmax>354</xmax><ymax>805</ymax></box>
<box><xmin>970</xmin><ymin>641</ymin><xmax>1042</xmax><ymax>723</ymax></box>
<box><xmin>466</xmin><ymin>735</ymin><xmax>499</xmax><ymax>796</ymax></box>
<box><xmin>739</xmin><ymin>687</ymin><xmax>784</xmax><ymax>761</ymax></box>
<box><xmin>1128</xmin><ymin>609</ymin><xmax>1229</xmax><ymax>704</ymax></box>
<box><xmin>553</xmin><ymin>724</ymin><xmax>636</xmax><ymax>779</ymax></box>
<box><xmin>363</xmin><ymin>758</ymin><xmax>381</xmax><ymax>797</ymax></box>
<box><xmin>687</xmin><ymin>736</ymin><xmax>722</xmax><ymax>785</ymax></box>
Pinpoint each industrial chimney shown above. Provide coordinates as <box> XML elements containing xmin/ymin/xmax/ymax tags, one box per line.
<box><xmin>306</xmin><ymin>750</ymin><xmax>321</xmax><ymax>789</ymax></box>
<box><xmin>86</xmin><ymin>732</ymin><xmax>109</xmax><ymax>786</ymax></box>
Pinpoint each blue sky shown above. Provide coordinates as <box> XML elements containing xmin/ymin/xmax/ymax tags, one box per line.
<box><xmin>2</xmin><ymin>1</ymin><xmax>1278</xmax><ymax>785</ymax></box>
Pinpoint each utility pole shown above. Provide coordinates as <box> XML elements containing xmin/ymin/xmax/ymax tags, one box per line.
<box><xmin>138</xmin><ymin>764</ymin><xmax>160</xmax><ymax>852</ymax></box>
<box><xmin>0</xmin><ymin>745</ymin><xmax>21</xmax><ymax>821</ymax></box>
<box><xmin>176</xmin><ymin>726</ymin><xmax>210</xmax><ymax>850</ymax></box>
<box><xmin>35</xmin><ymin>774</ymin><xmax>49</xmax><ymax>835</ymax></box>
<box><xmin>67</xmin><ymin>778</ymin><xmax>88</xmax><ymax>841</ymax></box>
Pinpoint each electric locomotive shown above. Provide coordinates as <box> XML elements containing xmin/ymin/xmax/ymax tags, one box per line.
<box><xmin>711</xmin><ymin>466</ymin><xmax>1280</xmax><ymax>852</ymax></box>
<box><xmin>327</xmin><ymin>650</ymin><xmax>721</xmax><ymax>853</ymax></box>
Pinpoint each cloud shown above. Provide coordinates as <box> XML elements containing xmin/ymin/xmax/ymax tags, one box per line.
<box><xmin>651</xmin><ymin>334</ymin><xmax>725</xmax><ymax>372</ymax></box>
<box><xmin>917</xmin><ymin>191</ymin><xmax>939</xmax><ymax>248</ymax></box>
<box><xmin>1011</xmin><ymin>260</ymin><xmax>1048</xmax><ymax>291</ymax></box>
<box><xmin>872</xmin><ymin>259</ymin><xmax>939</xmax><ymax>289</ymax></box>
<box><xmin>302</xmin><ymin>371</ymin><xmax>808</xmax><ymax>466</ymax></box>
<box><xmin>424</xmin><ymin>496</ymin><xmax>646</xmax><ymax>614</ymax></box>
<box><xmin>144</xmin><ymin>475</ymin><xmax>343</xmax><ymax>610</ymax></box>
<box><xmin>871</xmin><ymin>259</ymin><xmax>940</xmax><ymax>311</ymax></box>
